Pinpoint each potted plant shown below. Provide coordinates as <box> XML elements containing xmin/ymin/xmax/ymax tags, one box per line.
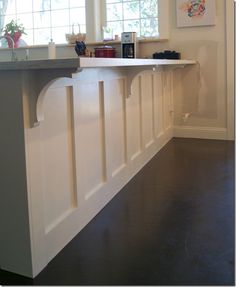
<box><xmin>2</xmin><ymin>20</ymin><xmax>26</xmax><ymax>48</ymax></box>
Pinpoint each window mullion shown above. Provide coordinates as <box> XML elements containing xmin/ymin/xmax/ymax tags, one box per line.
<box><xmin>139</xmin><ymin>0</ymin><xmax>141</xmax><ymax>38</ymax></box>
<box><xmin>122</xmin><ymin>0</ymin><xmax>124</xmax><ymax>32</ymax></box>
<box><xmin>49</xmin><ymin>0</ymin><xmax>52</xmax><ymax>41</ymax></box>
<box><xmin>86</xmin><ymin>0</ymin><xmax>103</xmax><ymax>42</ymax></box>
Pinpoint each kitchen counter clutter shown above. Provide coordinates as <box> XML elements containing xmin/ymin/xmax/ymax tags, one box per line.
<box><xmin>0</xmin><ymin>56</ymin><xmax>197</xmax><ymax>278</ymax></box>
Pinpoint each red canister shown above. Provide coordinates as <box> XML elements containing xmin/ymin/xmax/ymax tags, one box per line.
<box><xmin>94</xmin><ymin>46</ymin><xmax>116</xmax><ymax>58</ymax></box>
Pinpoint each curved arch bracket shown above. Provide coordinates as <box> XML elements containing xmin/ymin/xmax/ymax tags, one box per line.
<box><xmin>123</xmin><ymin>66</ymin><xmax>159</xmax><ymax>98</ymax></box>
<box><xmin>22</xmin><ymin>67</ymin><xmax>82</xmax><ymax>128</ymax></box>
<box><xmin>36</xmin><ymin>77</ymin><xmax>76</xmax><ymax>124</ymax></box>
<box><xmin>124</xmin><ymin>64</ymin><xmax>187</xmax><ymax>98</ymax></box>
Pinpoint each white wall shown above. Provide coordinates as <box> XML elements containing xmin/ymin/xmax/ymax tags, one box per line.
<box><xmin>140</xmin><ymin>0</ymin><xmax>231</xmax><ymax>139</ymax></box>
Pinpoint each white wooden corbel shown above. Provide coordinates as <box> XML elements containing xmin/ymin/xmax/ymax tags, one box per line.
<box><xmin>123</xmin><ymin>66</ymin><xmax>157</xmax><ymax>98</ymax></box>
<box><xmin>36</xmin><ymin>77</ymin><xmax>76</xmax><ymax>125</ymax></box>
<box><xmin>124</xmin><ymin>63</ymin><xmax>187</xmax><ymax>98</ymax></box>
<box><xmin>22</xmin><ymin>67</ymin><xmax>80</xmax><ymax>128</ymax></box>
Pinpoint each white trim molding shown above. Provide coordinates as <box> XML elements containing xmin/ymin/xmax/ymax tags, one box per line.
<box><xmin>157</xmin><ymin>0</ymin><xmax>170</xmax><ymax>39</ymax></box>
<box><xmin>173</xmin><ymin>126</ymin><xmax>228</xmax><ymax>140</ymax></box>
<box><xmin>226</xmin><ymin>0</ymin><xmax>235</xmax><ymax>140</ymax></box>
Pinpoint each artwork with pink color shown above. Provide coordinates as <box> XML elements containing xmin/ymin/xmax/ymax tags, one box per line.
<box><xmin>176</xmin><ymin>0</ymin><xmax>216</xmax><ymax>27</ymax></box>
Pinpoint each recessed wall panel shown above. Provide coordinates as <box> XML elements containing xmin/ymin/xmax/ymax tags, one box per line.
<box><xmin>141</xmin><ymin>73</ymin><xmax>154</xmax><ymax>148</ymax></box>
<box><xmin>105</xmin><ymin>79</ymin><xmax>127</xmax><ymax>177</ymax></box>
<box><xmin>154</xmin><ymin>72</ymin><xmax>164</xmax><ymax>137</ymax></box>
<box><xmin>127</xmin><ymin>76</ymin><xmax>142</xmax><ymax>161</ymax></box>
<box><xmin>40</xmin><ymin>86</ymin><xmax>77</xmax><ymax>233</ymax></box>
<box><xmin>76</xmin><ymin>82</ymin><xmax>106</xmax><ymax>199</ymax></box>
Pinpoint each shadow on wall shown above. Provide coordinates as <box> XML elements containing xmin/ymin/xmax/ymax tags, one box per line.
<box><xmin>173</xmin><ymin>41</ymin><xmax>218</xmax><ymax>124</ymax></box>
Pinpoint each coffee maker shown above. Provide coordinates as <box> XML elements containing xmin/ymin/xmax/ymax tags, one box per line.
<box><xmin>121</xmin><ymin>32</ymin><xmax>137</xmax><ymax>58</ymax></box>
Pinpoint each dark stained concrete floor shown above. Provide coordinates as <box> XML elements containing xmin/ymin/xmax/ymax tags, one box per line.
<box><xmin>0</xmin><ymin>138</ymin><xmax>235</xmax><ymax>285</ymax></box>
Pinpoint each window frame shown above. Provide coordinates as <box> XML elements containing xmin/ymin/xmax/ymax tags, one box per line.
<box><xmin>86</xmin><ymin>0</ymin><xmax>169</xmax><ymax>42</ymax></box>
<box><xmin>0</xmin><ymin>0</ymin><xmax>86</xmax><ymax>46</ymax></box>
<box><xmin>0</xmin><ymin>0</ymin><xmax>169</xmax><ymax>46</ymax></box>
<box><xmin>104</xmin><ymin>0</ymin><xmax>159</xmax><ymax>38</ymax></box>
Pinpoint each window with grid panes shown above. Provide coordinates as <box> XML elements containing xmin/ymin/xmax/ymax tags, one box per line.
<box><xmin>0</xmin><ymin>0</ymin><xmax>165</xmax><ymax>47</ymax></box>
<box><xmin>0</xmin><ymin>0</ymin><xmax>86</xmax><ymax>45</ymax></box>
<box><xmin>105</xmin><ymin>0</ymin><xmax>159</xmax><ymax>38</ymax></box>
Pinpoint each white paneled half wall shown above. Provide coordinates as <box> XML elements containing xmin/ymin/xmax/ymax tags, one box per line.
<box><xmin>23</xmin><ymin>67</ymin><xmax>174</xmax><ymax>277</ymax></box>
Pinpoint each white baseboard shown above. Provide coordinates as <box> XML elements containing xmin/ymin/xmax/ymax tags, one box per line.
<box><xmin>173</xmin><ymin>126</ymin><xmax>228</xmax><ymax>140</ymax></box>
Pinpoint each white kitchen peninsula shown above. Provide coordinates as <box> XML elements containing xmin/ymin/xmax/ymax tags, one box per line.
<box><xmin>0</xmin><ymin>57</ymin><xmax>196</xmax><ymax>277</ymax></box>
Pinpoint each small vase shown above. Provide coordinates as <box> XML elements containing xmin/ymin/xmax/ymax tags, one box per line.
<box><xmin>5</xmin><ymin>32</ymin><xmax>22</xmax><ymax>48</ymax></box>
<box><xmin>13</xmin><ymin>32</ymin><xmax>22</xmax><ymax>47</ymax></box>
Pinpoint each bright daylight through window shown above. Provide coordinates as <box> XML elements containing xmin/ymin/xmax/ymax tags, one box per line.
<box><xmin>105</xmin><ymin>0</ymin><xmax>159</xmax><ymax>38</ymax></box>
<box><xmin>0</xmin><ymin>0</ymin><xmax>159</xmax><ymax>46</ymax></box>
<box><xmin>0</xmin><ymin>0</ymin><xmax>86</xmax><ymax>46</ymax></box>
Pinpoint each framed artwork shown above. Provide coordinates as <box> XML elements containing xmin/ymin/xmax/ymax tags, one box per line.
<box><xmin>176</xmin><ymin>0</ymin><xmax>216</xmax><ymax>27</ymax></box>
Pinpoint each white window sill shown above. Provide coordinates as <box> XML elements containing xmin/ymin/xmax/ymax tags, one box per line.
<box><xmin>0</xmin><ymin>37</ymin><xmax>169</xmax><ymax>51</ymax></box>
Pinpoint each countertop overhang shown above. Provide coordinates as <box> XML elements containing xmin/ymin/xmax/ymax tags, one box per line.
<box><xmin>0</xmin><ymin>57</ymin><xmax>196</xmax><ymax>71</ymax></box>
<box><xmin>0</xmin><ymin>56</ymin><xmax>197</xmax><ymax>128</ymax></box>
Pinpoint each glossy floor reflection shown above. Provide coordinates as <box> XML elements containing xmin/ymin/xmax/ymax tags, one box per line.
<box><xmin>0</xmin><ymin>138</ymin><xmax>235</xmax><ymax>285</ymax></box>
